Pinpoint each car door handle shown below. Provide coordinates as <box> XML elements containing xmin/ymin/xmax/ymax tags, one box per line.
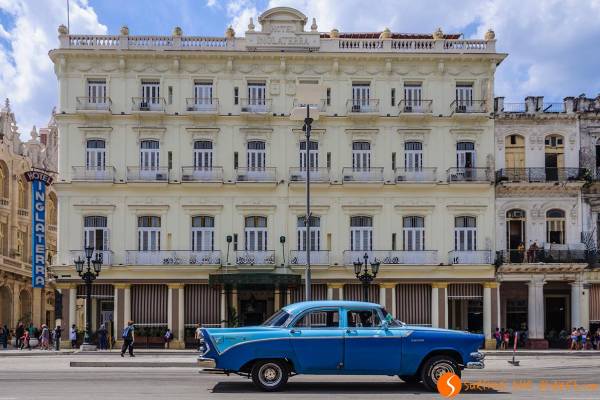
<box><xmin>346</xmin><ymin>329</ymin><xmax>357</xmax><ymax>334</ymax></box>
<box><xmin>290</xmin><ymin>329</ymin><xmax>301</xmax><ymax>334</ymax></box>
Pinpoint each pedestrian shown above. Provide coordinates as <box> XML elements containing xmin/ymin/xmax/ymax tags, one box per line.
<box><xmin>580</xmin><ymin>327</ymin><xmax>587</xmax><ymax>350</ymax></box>
<box><xmin>40</xmin><ymin>324</ymin><xmax>50</xmax><ymax>350</ymax></box>
<box><xmin>70</xmin><ymin>324</ymin><xmax>77</xmax><ymax>349</ymax></box>
<box><xmin>120</xmin><ymin>320</ymin><xmax>135</xmax><ymax>357</ymax></box>
<box><xmin>494</xmin><ymin>327</ymin><xmax>501</xmax><ymax>349</ymax></box>
<box><xmin>15</xmin><ymin>322</ymin><xmax>24</xmax><ymax>349</ymax></box>
<box><xmin>164</xmin><ymin>328</ymin><xmax>173</xmax><ymax>349</ymax></box>
<box><xmin>570</xmin><ymin>327</ymin><xmax>579</xmax><ymax>350</ymax></box>
<box><xmin>0</xmin><ymin>325</ymin><xmax>8</xmax><ymax>350</ymax></box>
<box><xmin>53</xmin><ymin>326</ymin><xmax>62</xmax><ymax>351</ymax></box>
<box><xmin>97</xmin><ymin>323</ymin><xmax>108</xmax><ymax>350</ymax></box>
<box><xmin>195</xmin><ymin>323</ymin><xmax>203</xmax><ymax>351</ymax></box>
<box><xmin>20</xmin><ymin>330</ymin><xmax>30</xmax><ymax>350</ymax></box>
<box><xmin>503</xmin><ymin>329</ymin><xmax>510</xmax><ymax>350</ymax></box>
<box><xmin>595</xmin><ymin>329</ymin><xmax>600</xmax><ymax>350</ymax></box>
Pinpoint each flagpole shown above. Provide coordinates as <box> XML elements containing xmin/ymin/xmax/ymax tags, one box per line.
<box><xmin>67</xmin><ymin>0</ymin><xmax>70</xmax><ymax>32</ymax></box>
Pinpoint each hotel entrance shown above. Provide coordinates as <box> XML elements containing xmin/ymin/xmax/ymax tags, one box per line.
<box><xmin>237</xmin><ymin>288</ymin><xmax>274</xmax><ymax>326</ymax></box>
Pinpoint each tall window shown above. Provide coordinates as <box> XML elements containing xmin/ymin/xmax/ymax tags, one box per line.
<box><xmin>352</xmin><ymin>141</ymin><xmax>371</xmax><ymax>170</ymax></box>
<box><xmin>84</xmin><ymin>216</ymin><xmax>109</xmax><ymax>251</ymax></box>
<box><xmin>0</xmin><ymin>161</ymin><xmax>8</xmax><ymax>200</ymax></box>
<box><xmin>140</xmin><ymin>140</ymin><xmax>160</xmax><ymax>171</ymax></box>
<box><xmin>17</xmin><ymin>227</ymin><xmax>28</xmax><ymax>262</ymax></box>
<box><xmin>455</xmin><ymin>83</ymin><xmax>473</xmax><ymax>108</ymax></box>
<box><xmin>350</xmin><ymin>216</ymin><xmax>373</xmax><ymax>251</ymax></box>
<box><xmin>193</xmin><ymin>81</ymin><xmax>213</xmax><ymax>107</ymax></box>
<box><xmin>544</xmin><ymin>134</ymin><xmax>565</xmax><ymax>181</ymax></box>
<box><xmin>47</xmin><ymin>193</ymin><xmax>57</xmax><ymax>227</ymax></box>
<box><xmin>297</xmin><ymin>216</ymin><xmax>321</xmax><ymax>251</ymax></box>
<box><xmin>404</xmin><ymin>142</ymin><xmax>423</xmax><ymax>170</ymax></box>
<box><xmin>457</xmin><ymin>142</ymin><xmax>475</xmax><ymax>169</ymax></box>
<box><xmin>0</xmin><ymin>222</ymin><xmax>7</xmax><ymax>256</ymax></box>
<box><xmin>86</xmin><ymin>139</ymin><xmax>106</xmax><ymax>170</ymax></box>
<box><xmin>141</xmin><ymin>80</ymin><xmax>160</xmax><ymax>108</ymax></box>
<box><xmin>403</xmin><ymin>216</ymin><xmax>425</xmax><ymax>251</ymax></box>
<box><xmin>351</xmin><ymin>83</ymin><xmax>371</xmax><ymax>110</ymax></box>
<box><xmin>191</xmin><ymin>216</ymin><xmax>214</xmax><ymax>251</ymax></box>
<box><xmin>546</xmin><ymin>209</ymin><xmax>565</xmax><ymax>244</ymax></box>
<box><xmin>193</xmin><ymin>141</ymin><xmax>213</xmax><ymax>170</ymax></box>
<box><xmin>248</xmin><ymin>82</ymin><xmax>266</xmax><ymax>106</ymax></box>
<box><xmin>454</xmin><ymin>216</ymin><xmax>477</xmax><ymax>251</ymax></box>
<box><xmin>87</xmin><ymin>79</ymin><xmax>107</xmax><ymax>104</ymax></box>
<box><xmin>245</xmin><ymin>216</ymin><xmax>267</xmax><ymax>251</ymax></box>
<box><xmin>299</xmin><ymin>141</ymin><xmax>319</xmax><ymax>171</ymax></box>
<box><xmin>17</xmin><ymin>179</ymin><xmax>27</xmax><ymax>210</ymax></box>
<box><xmin>247</xmin><ymin>141</ymin><xmax>266</xmax><ymax>170</ymax></box>
<box><xmin>138</xmin><ymin>216</ymin><xmax>161</xmax><ymax>251</ymax></box>
<box><xmin>404</xmin><ymin>83</ymin><xmax>422</xmax><ymax>108</ymax></box>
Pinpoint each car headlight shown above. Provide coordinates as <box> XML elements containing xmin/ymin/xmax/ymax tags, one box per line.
<box><xmin>199</xmin><ymin>339</ymin><xmax>210</xmax><ymax>356</ymax></box>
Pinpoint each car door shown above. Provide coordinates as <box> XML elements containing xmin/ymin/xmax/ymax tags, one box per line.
<box><xmin>343</xmin><ymin>307</ymin><xmax>402</xmax><ymax>373</ymax></box>
<box><xmin>289</xmin><ymin>307</ymin><xmax>344</xmax><ymax>372</ymax></box>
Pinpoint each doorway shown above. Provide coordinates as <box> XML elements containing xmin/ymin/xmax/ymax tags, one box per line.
<box><xmin>237</xmin><ymin>288</ymin><xmax>274</xmax><ymax>326</ymax></box>
<box><xmin>544</xmin><ymin>135</ymin><xmax>564</xmax><ymax>181</ymax></box>
<box><xmin>506</xmin><ymin>209</ymin><xmax>526</xmax><ymax>262</ymax></box>
<box><xmin>545</xmin><ymin>295</ymin><xmax>568</xmax><ymax>335</ymax></box>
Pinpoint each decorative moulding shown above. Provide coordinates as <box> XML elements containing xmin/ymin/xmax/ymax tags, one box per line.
<box><xmin>235</xmin><ymin>204</ymin><xmax>277</xmax><ymax>214</ymax></box>
<box><xmin>240</xmin><ymin>127</ymin><xmax>273</xmax><ymax>141</ymax></box>
<box><xmin>181</xmin><ymin>204</ymin><xmax>224</xmax><ymax>214</ymax></box>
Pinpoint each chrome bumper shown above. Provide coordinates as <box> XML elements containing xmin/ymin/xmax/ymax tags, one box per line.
<box><xmin>465</xmin><ymin>361</ymin><xmax>485</xmax><ymax>369</ymax></box>
<box><xmin>197</xmin><ymin>357</ymin><xmax>216</xmax><ymax>368</ymax></box>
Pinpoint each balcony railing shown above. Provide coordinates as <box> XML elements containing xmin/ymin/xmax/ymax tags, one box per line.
<box><xmin>17</xmin><ymin>209</ymin><xmax>29</xmax><ymax>217</ymax></box>
<box><xmin>450</xmin><ymin>100</ymin><xmax>487</xmax><ymax>114</ymax></box>
<box><xmin>235</xmin><ymin>250</ymin><xmax>275</xmax><ymax>265</ymax></box>
<box><xmin>131</xmin><ymin>97</ymin><xmax>166</xmax><ymax>112</ymax></box>
<box><xmin>398</xmin><ymin>100</ymin><xmax>433</xmax><ymax>114</ymax></box>
<box><xmin>344</xmin><ymin>250</ymin><xmax>438</xmax><ymax>265</ymax></box>
<box><xmin>289</xmin><ymin>250</ymin><xmax>330</xmax><ymax>265</ymax></box>
<box><xmin>0</xmin><ymin>198</ymin><xmax>9</xmax><ymax>207</ymax></box>
<box><xmin>346</xmin><ymin>99</ymin><xmax>380</xmax><ymax>114</ymax></box>
<box><xmin>497</xmin><ymin>248</ymin><xmax>589</xmax><ymax>264</ymax></box>
<box><xmin>447</xmin><ymin>168</ymin><xmax>492</xmax><ymax>182</ymax></box>
<box><xmin>496</xmin><ymin>168</ymin><xmax>590</xmax><ymax>183</ymax></box>
<box><xmin>395</xmin><ymin>167</ymin><xmax>437</xmax><ymax>182</ymax></box>
<box><xmin>240</xmin><ymin>98</ymin><xmax>272</xmax><ymax>113</ymax></box>
<box><xmin>181</xmin><ymin>166</ymin><xmax>223</xmax><ymax>182</ymax></box>
<box><xmin>448</xmin><ymin>250</ymin><xmax>492</xmax><ymax>264</ymax></box>
<box><xmin>70</xmin><ymin>250</ymin><xmax>113</xmax><ymax>265</ymax></box>
<box><xmin>235</xmin><ymin>167</ymin><xmax>277</xmax><ymax>182</ymax></box>
<box><xmin>342</xmin><ymin>167</ymin><xmax>384</xmax><ymax>182</ymax></box>
<box><xmin>125</xmin><ymin>250</ymin><xmax>221</xmax><ymax>265</ymax></box>
<box><xmin>76</xmin><ymin>97</ymin><xmax>112</xmax><ymax>111</ymax></box>
<box><xmin>498</xmin><ymin>103</ymin><xmax>526</xmax><ymax>113</ymax></box>
<box><xmin>540</xmin><ymin>103</ymin><xmax>565</xmax><ymax>113</ymax></box>
<box><xmin>289</xmin><ymin>167</ymin><xmax>330</xmax><ymax>183</ymax></box>
<box><xmin>126</xmin><ymin>167</ymin><xmax>169</xmax><ymax>182</ymax></box>
<box><xmin>72</xmin><ymin>166</ymin><xmax>115</xmax><ymax>181</ymax></box>
<box><xmin>185</xmin><ymin>98</ymin><xmax>219</xmax><ymax>113</ymax></box>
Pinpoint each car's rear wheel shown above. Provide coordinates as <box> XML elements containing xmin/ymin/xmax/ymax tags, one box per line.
<box><xmin>420</xmin><ymin>355</ymin><xmax>461</xmax><ymax>392</ymax></box>
<box><xmin>251</xmin><ymin>360</ymin><xmax>289</xmax><ymax>392</ymax></box>
<box><xmin>399</xmin><ymin>375</ymin><xmax>421</xmax><ymax>384</ymax></box>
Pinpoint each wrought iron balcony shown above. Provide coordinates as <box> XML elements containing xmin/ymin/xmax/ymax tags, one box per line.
<box><xmin>72</xmin><ymin>166</ymin><xmax>115</xmax><ymax>182</ymax></box>
<box><xmin>235</xmin><ymin>250</ymin><xmax>275</xmax><ymax>265</ymax></box>
<box><xmin>395</xmin><ymin>167</ymin><xmax>437</xmax><ymax>182</ymax></box>
<box><xmin>447</xmin><ymin>168</ymin><xmax>492</xmax><ymax>182</ymax></box>
<box><xmin>76</xmin><ymin>96</ymin><xmax>112</xmax><ymax>112</ymax></box>
<box><xmin>496</xmin><ymin>168</ymin><xmax>590</xmax><ymax>183</ymax></box>
<box><xmin>398</xmin><ymin>100</ymin><xmax>433</xmax><ymax>114</ymax></box>
<box><xmin>131</xmin><ymin>97</ymin><xmax>166</xmax><ymax>112</ymax></box>
<box><xmin>342</xmin><ymin>167</ymin><xmax>384</xmax><ymax>182</ymax></box>
<box><xmin>70</xmin><ymin>250</ymin><xmax>113</xmax><ymax>265</ymax></box>
<box><xmin>126</xmin><ymin>167</ymin><xmax>169</xmax><ymax>182</ymax></box>
<box><xmin>343</xmin><ymin>250</ymin><xmax>438</xmax><ymax>265</ymax></box>
<box><xmin>497</xmin><ymin>248</ymin><xmax>589</xmax><ymax>264</ymax></box>
<box><xmin>289</xmin><ymin>250</ymin><xmax>330</xmax><ymax>265</ymax></box>
<box><xmin>240</xmin><ymin>98</ymin><xmax>272</xmax><ymax>113</ymax></box>
<box><xmin>125</xmin><ymin>250</ymin><xmax>221</xmax><ymax>265</ymax></box>
<box><xmin>235</xmin><ymin>167</ymin><xmax>277</xmax><ymax>182</ymax></box>
<box><xmin>346</xmin><ymin>99</ymin><xmax>380</xmax><ymax>114</ymax></box>
<box><xmin>185</xmin><ymin>98</ymin><xmax>219</xmax><ymax>113</ymax></box>
<box><xmin>448</xmin><ymin>250</ymin><xmax>492</xmax><ymax>264</ymax></box>
<box><xmin>289</xmin><ymin>167</ymin><xmax>330</xmax><ymax>183</ymax></box>
<box><xmin>181</xmin><ymin>166</ymin><xmax>223</xmax><ymax>182</ymax></box>
<box><xmin>450</xmin><ymin>100</ymin><xmax>487</xmax><ymax>114</ymax></box>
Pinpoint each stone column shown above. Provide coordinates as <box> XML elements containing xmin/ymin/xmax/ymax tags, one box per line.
<box><xmin>113</xmin><ymin>283</ymin><xmax>130</xmax><ymax>348</ymax></box>
<box><xmin>274</xmin><ymin>288</ymin><xmax>281</xmax><ymax>311</ymax></box>
<box><xmin>167</xmin><ymin>283</ymin><xmax>184</xmax><ymax>349</ymax></box>
<box><xmin>12</xmin><ymin>281</ymin><xmax>21</xmax><ymax>327</ymax></box>
<box><xmin>123</xmin><ymin>285</ymin><xmax>131</xmax><ymax>327</ymax></box>
<box><xmin>379</xmin><ymin>283</ymin><xmax>397</xmax><ymax>317</ymax></box>
<box><xmin>56</xmin><ymin>283</ymin><xmax>75</xmax><ymax>347</ymax></box>
<box><xmin>527</xmin><ymin>278</ymin><xmax>547</xmax><ymax>348</ymax></box>
<box><xmin>431</xmin><ymin>283</ymin><xmax>448</xmax><ymax>329</ymax></box>
<box><xmin>570</xmin><ymin>281</ymin><xmax>582</xmax><ymax>329</ymax></box>
<box><xmin>483</xmin><ymin>282</ymin><xmax>499</xmax><ymax>350</ymax></box>
<box><xmin>327</xmin><ymin>283</ymin><xmax>344</xmax><ymax>300</ymax></box>
<box><xmin>178</xmin><ymin>286</ymin><xmax>185</xmax><ymax>347</ymax></box>
<box><xmin>231</xmin><ymin>287</ymin><xmax>238</xmax><ymax>314</ymax></box>
<box><xmin>220</xmin><ymin>287</ymin><xmax>226</xmax><ymax>328</ymax></box>
<box><xmin>581</xmin><ymin>283</ymin><xmax>590</xmax><ymax>331</ymax></box>
<box><xmin>69</xmin><ymin>286</ymin><xmax>77</xmax><ymax>332</ymax></box>
<box><xmin>32</xmin><ymin>288</ymin><xmax>43</xmax><ymax>327</ymax></box>
<box><xmin>431</xmin><ymin>284</ymin><xmax>439</xmax><ymax>328</ymax></box>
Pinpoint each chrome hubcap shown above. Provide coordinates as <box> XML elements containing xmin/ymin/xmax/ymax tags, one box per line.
<box><xmin>258</xmin><ymin>363</ymin><xmax>282</xmax><ymax>387</ymax></box>
<box><xmin>431</xmin><ymin>362</ymin><xmax>454</xmax><ymax>383</ymax></box>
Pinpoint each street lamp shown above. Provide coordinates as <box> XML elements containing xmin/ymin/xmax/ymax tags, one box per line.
<box><xmin>353</xmin><ymin>252</ymin><xmax>380</xmax><ymax>302</ymax></box>
<box><xmin>291</xmin><ymin>84</ymin><xmax>323</xmax><ymax>301</ymax></box>
<box><xmin>74</xmin><ymin>245</ymin><xmax>102</xmax><ymax>350</ymax></box>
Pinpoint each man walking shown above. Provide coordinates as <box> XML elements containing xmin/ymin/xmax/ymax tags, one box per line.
<box><xmin>15</xmin><ymin>322</ymin><xmax>24</xmax><ymax>349</ymax></box>
<box><xmin>53</xmin><ymin>326</ymin><xmax>62</xmax><ymax>351</ymax></box>
<box><xmin>120</xmin><ymin>320</ymin><xmax>135</xmax><ymax>357</ymax></box>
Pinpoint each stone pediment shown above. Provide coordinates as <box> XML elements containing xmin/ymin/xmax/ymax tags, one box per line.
<box><xmin>246</xmin><ymin>7</ymin><xmax>320</xmax><ymax>51</ymax></box>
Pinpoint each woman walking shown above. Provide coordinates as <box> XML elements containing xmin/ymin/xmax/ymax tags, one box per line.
<box><xmin>70</xmin><ymin>324</ymin><xmax>78</xmax><ymax>349</ymax></box>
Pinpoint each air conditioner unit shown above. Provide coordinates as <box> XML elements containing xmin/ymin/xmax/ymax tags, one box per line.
<box><xmin>139</xmin><ymin>101</ymin><xmax>149</xmax><ymax>110</ymax></box>
<box><xmin>396</xmin><ymin>175</ymin><xmax>406</xmax><ymax>182</ymax></box>
<box><xmin>404</xmin><ymin>106</ymin><xmax>413</xmax><ymax>113</ymax></box>
<box><xmin>352</xmin><ymin>104</ymin><xmax>361</xmax><ymax>112</ymax></box>
<box><xmin>241</xmin><ymin>106</ymin><xmax>251</xmax><ymax>112</ymax></box>
<box><xmin>457</xmin><ymin>105</ymin><xmax>467</xmax><ymax>113</ymax></box>
<box><xmin>290</xmin><ymin>174</ymin><xmax>302</xmax><ymax>181</ymax></box>
<box><xmin>182</xmin><ymin>174</ymin><xmax>193</xmax><ymax>181</ymax></box>
<box><xmin>237</xmin><ymin>174</ymin><xmax>248</xmax><ymax>181</ymax></box>
<box><xmin>155</xmin><ymin>173</ymin><xmax>167</xmax><ymax>180</ymax></box>
<box><xmin>186</xmin><ymin>106</ymin><xmax>194</xmax><ymax>111</ymax></box>
<box><xmin>343</xmin><ymin>175</ymin><xmax>354</xmax><ymax>181</ymax></box>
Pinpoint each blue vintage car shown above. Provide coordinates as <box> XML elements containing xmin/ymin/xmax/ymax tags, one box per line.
<box><xmin>197</xmin><ymin>300</ymin><xmax>484</xmax><ymax>391</ymax></box>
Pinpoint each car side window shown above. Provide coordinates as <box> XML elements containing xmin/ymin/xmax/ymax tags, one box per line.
<box><xmin>347</xmin><ymin>309</ymin><xmax>382</xmax><ymax>328</ymax></box>
<box><xmin>292</xmin><ymin>309</ymin><xmax>340</xmax><ymax>328</ymax></box>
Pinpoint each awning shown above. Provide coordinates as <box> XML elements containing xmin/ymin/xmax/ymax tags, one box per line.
<box><xmin>209</xmin><ymin>272</ymin><xmax>301</xmax><ymax>288</ymax></box>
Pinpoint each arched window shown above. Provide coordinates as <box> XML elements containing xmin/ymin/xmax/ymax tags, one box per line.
<box><xmin>193</xmin><ymin>140</ymin><xmax>213</xmax><ymax>170</ymax></box>
<box><xmin>17</xmin><ymin>179</ymin><xmax>27</xmax><ymax>210</ymax></box>
<box><xmin>247</xmin><ymin>141</ymin><xmax>266</xmax><ymax>170</ymax></box>
<box><xmin>403</xmin><ymin>216</ymin><xmax>425</xmax><ymax>251</ymax></box>
<box><xmin>245</xmin><ymin>216</ymin><xmax>267</xmax><ymax>251</ymax></box>
<box><xmin>546</xmin><ymin>209</ymin><xmax>565</xmax><ymax>244</ymax></box>
<box><xmin>297</xmin><ymin>216</ymin><xmax>320</xmax><ymax>251</ymax></box>
<box><xmin>350</xmin><ymin>216</ymin><xmax>372</xmax><ymax>251</ymax></box>
<box><xmin>352</xmin><ymin>141</ymin><xmax>371</xmax><ymax>170</ymax></box>
<box><xmin>84</xmin><ymin>216</ymin><xmax>108</xmax><ymax>251</ymax></box>
<box><xmin>86</xmin><ymin>139</ymin><xmax>106</xmax><ymax>170</ymax></box>
<box><xmin>191</xmin><ymin>216</ymin><xmax>214</xmax><ymax>251</ymax></box>
<box><xmin>404</xmin><ymin>142</ymin><xmax>423</xmax><ymax>170</ymax></box>
<box><xmin>137</xmin><ymin>216</ymin><xmax>161</xmax><ymax>251</ymax></box>
<box><xmin>0</xmin><ymin>160</ymin><xmax>8</xmax><ymax>200</ymax></box>
<box><xmin>454</xmin><ymin>216</ymin><xmax>477</xmax><ymax>251</ymax></box>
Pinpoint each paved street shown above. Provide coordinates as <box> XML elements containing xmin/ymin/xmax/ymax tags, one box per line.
<box><xmin>0</xmin><ymin>352</ymin><xmax>598</xmax><ymax>399</ymax></box>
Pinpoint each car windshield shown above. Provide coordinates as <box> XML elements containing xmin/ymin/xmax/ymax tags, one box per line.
<box><xmin>261</xmin><ymin>310</ymin><xmax>290</xmax><ymax>327</ymax></box>
<box><xmin>381</xmin><ymin>308</ymin><xmax>405</xmax><ymax>327</ymax></box>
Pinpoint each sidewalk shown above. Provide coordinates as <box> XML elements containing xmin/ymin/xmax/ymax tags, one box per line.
<box><xmin>0</xmin><ymin>348</ymin><xmax>197</xmax><ymax>357</ymax></box>
<box><xmin>483</xmin><ymin>349</ymin><xmax>600</xmax><ymax>356</ymax></box>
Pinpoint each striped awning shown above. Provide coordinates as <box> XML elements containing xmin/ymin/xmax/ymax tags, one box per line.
<box><xmin>343</xmin><ymin>284</ymin><xmax>380</xmax><ymax>303</ymax></box>
<box><xmin>289</xmin><ymin>284</ymin><xmax>327</xmax><ymax>304</ymax></box>
<box><xmin>591</xmin><ymin>284</ymin><xmax>600</xmax><ymax>323</ymax></box>
<box><xmin>396</xmin><ymin>284</ymin><xmax>431</xmax><ymax>326</ymax></box>
<box><xmin>185</xmin><ymin>284</ymin><xmax>221</xmax><ymax>326</ymax></box>
<box><xmin>77</xmin><ymin>284</ymin><xmax>114</xmax><ymax>299</ymax></box>
<box><xmin>447</xmin><ymin>283</ymin><xmax>483</xmax><ymax>299</ymax></box>
<box><xmin>131</xmin><ymin>284</ymin><xmax>168</xmax><ymax>326</ymax></box>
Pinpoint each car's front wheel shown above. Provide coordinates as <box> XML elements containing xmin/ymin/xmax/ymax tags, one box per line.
<box><xmin>251</xmin><ymin>360</ymin><xmax>289</xmax><ymax>392</ymax></box>
<box><xmin>420</xmin><ymin>355</ymin><xmax>461</xmax><ymax>392</ymax></box>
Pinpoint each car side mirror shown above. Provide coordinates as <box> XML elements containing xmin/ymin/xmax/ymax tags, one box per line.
<box><xmin>381</xmin><ymin>320</ymin><xmax>390</xmax><ymax>331</ymax></box>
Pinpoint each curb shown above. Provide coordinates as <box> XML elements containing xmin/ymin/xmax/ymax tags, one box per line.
<box><xmin>70</xmin><ymin>361</ymin><xmax>196</xmax><ymax>368</ymax></box>
<box><xmin>483</xmin><ymin>351</ymin><xmax>600</xmax><ymax>357</ymax></box>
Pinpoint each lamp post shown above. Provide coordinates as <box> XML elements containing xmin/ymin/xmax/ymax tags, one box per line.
<box><xmin>74</xmin><ymin>246</ymin><xmax>102</xmax><ymax>350</ymax></box>
<box><xmin>291</xmin><ymin>84</ymin><xmax>322</xmax><ymax>301</ymax></box>
<box><xmin>353</xmin><ymin>252</ymin><xmax>380</xmax><ymax>302</ymax></box>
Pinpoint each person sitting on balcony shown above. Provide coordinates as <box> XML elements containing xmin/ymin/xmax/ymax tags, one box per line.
<box><xmin>517</xmin><ymin>242</ymin><xmax>525</xmax><ymax>263</ymax></box>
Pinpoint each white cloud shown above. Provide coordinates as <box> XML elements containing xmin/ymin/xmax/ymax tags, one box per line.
<box><xmin>0</xmin><ymin>0</ymin><xmax>106</xmax><ymax>137</ymax></box>
<box><xmin>206</xmin><ymin>0</ymin><xmax>218</xmax><ymax>7</ymax></box>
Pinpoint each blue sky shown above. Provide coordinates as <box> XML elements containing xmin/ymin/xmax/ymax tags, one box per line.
<box><xmin>1</xmin><ymin>0</ymin><xmax>599</xmax><ymax>138</ymax></box>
